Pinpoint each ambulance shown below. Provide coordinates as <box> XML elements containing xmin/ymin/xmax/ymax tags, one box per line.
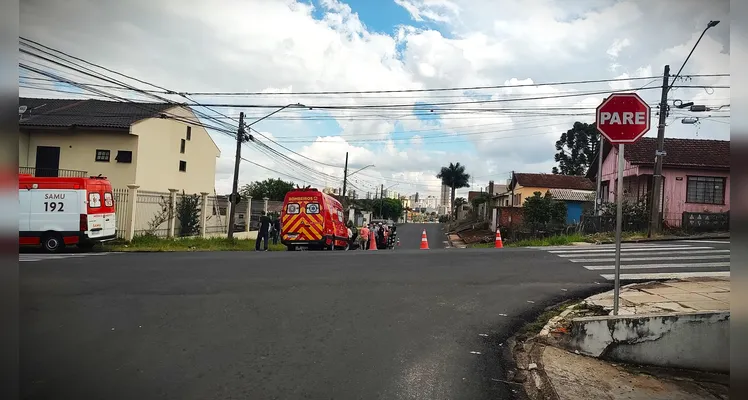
<box><xmin>19</xmin><ymin>174</ymin><xmax>117</xmax><ymax>252</ymax></box>
<box><xmin>281</xmin><ymin>188</ymin><xmax>349</xmax><ymax>251</ymax></box>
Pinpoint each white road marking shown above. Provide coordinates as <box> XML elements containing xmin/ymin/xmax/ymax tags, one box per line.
<box><xmin>568</xmin><ymin>254</ymin><xmax>730</xmax><ymax>263</ymax></box>
<box><xmin>549</xmin><ymin>246</ymin><xmax>714</xmax><ymax>254</ymax></box>
<box><xmin>20</xmin><ymin>252</ymin><xmax>120</xmax><ymax>262</ymax></box>
<box><xmin>600</xmin><ymin>271</ymin><xmax>730</xmax><ymax>280</ymax></box>
<box><xmin>680</xmin><ymin>240</ymin><xmax>730</xmax><ymax>244</ymax></box>
<box><xmin>556</xmin><ymin>249</ymin><xmax>730</xmax><ymax>258</ymax></box>
<box><xmin>583</xmin><ymin>261</ymin><xmax>731</xmax><ymax>270</ymax></box>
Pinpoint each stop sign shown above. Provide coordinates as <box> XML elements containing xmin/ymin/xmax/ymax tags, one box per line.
<box><xmin>596</xmin><ymin>93</ymin><xmax>651</xmax><ymax>144</ymax></box>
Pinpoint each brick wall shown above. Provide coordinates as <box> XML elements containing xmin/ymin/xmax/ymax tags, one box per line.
<box><xmin>497</xmin><ymin>206</ymin><xmax>524</xmax><ymax>229</ymax></box>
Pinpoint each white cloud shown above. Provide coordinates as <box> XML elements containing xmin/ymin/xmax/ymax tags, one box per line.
<box><xmin>19</xmin><ymin>0</ymin><xmax>730</xmax><ymax>199</ymax></box>
<box><xmin>607</xmin><ymin>38</ymin><xmax>631</xmax><ymax>58</ymax></box>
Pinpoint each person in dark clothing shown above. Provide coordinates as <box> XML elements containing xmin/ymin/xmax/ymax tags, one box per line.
<box><xmin>256</xmin><ymin>211</ymin><xmax>271</xmax><ymax>251</ymax></box>
<box><xmin>271</xmin><ymin>217</ymin><xmax>281</xmax><ymax>245</ymax></box>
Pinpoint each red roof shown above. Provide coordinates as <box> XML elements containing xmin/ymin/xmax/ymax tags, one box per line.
<box><xmin>513</xmin><ymin>173</ymin><xmax>595</xmax><ymax>190</ymax></box>
<box><xmin>624</xmin><ymin>137</ymin><xmax>729</xmax><ymax>169</ymax></box>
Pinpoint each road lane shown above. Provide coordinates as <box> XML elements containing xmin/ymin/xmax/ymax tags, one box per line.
<box><xmin>396</xmin><ymin>222</ymin><xmax>446</xmax><ymax>249</ymax></box>
<box><xmin>21</xmin><ymin>247</ymin><xmax>607</xmax><ymax>400</ymax></box>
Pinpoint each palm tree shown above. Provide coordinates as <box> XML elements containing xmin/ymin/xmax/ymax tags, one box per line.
<box><xmin>436</xmin><ymin>162</ymin><xmax>471</xmax><ymax>220</ymax></box>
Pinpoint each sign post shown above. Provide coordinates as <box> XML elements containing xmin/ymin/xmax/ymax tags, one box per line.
<box><xmin>595</xmin><ymin>93</ymin><xmax>651</xmax><ymax>315</ymax></box>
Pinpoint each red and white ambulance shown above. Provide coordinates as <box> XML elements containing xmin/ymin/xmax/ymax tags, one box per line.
<box><xmin>19</xmin><ymin>174</ymin><xmax>117</xmax><ymax>252</ymax></box>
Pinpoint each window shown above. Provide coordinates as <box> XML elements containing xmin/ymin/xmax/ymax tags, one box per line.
<box><xmin>186</xmin><ymin>126</ymin><xmax>192</xmax><ymax>140</ymax></box>
<box><xmin>180</xmin><ymin>139</ymin><xmax>186</xmax><ymax>154</ymax></box>
<box><xmin>89</xmin><ymin>192</ymin><xmax>101</xmax><ymax>208</ymax></box>
<box><xmin>104</xmin><ymin>192</ymin><xmax>113</xmax><ymax>207</ymax></box>
<box><xmin>95</xmin><ymin>149</ymin><xmax>110</xmax><ymax>162</ymax></box>
<box><xmin>179</xmin><ymin>160</ymin><xmax>187</xmax><ymax>172</ymax></box>
<box><xmin>115</xmin><ymin>150</ymin><xmax>132</xmax><ymax>163</ymax></box>
<box><xmin>305</xmin><ymin>203</ymin><xmax>320</xmax><ymax>214</ymax></box>
<box><xmin>686</xmin><ymin>176</ymin><xmax>726</xmax><ymax>205</ymax></box>
<box><xmin>286</xmin><ymin>203</ymin><xmax>300</xmax><ymax>214</ymax></box>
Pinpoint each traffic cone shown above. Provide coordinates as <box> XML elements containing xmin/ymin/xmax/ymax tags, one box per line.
<box><xmin>396</xmin><ymin>238</ymin><xmax>400</xmax><ymax>247</ymax></box>
<box><xmin>369</xmin><ymin>230</ymin><xmax>377</xmax><ymax>250</ymax></box>
<box><xmin>495</xmin><ymin>228</ymin><xmax>503</xmax><ymax>249</ymax></box>
<box><xmin>420</xmin><ymin>229</ymin><xmax>429</xmax><ymax>250</ymax></box>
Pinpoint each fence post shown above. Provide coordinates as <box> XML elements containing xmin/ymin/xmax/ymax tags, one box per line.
<box><xmin>200</xmin><ymin>192</ymin><xmax>209</xmax><ymax>238</ymax></box>
<box><xmin>246</xmin><ymin>196</ymin><xmax>252</xmax><ymax>232</ymax></box>
<box><xmin>263</xmin><ymin>197</ymin><xmax>269</xmax><ymax>214</ymax></box>
<box><xmin>125</xmin><ymin>184</ymin><xmax>139</xmax><ymax>241</ymax></box>
<box><xmin>167</xmin><ymin>188</ymin><xmax>178</xmax><ymax>238</ymax></box>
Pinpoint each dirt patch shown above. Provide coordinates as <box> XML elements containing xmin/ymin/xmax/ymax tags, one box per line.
<box><xmin>458</xmin><ymin>228</ymin><xmax>494</xmax><ymax>244</ymax></box>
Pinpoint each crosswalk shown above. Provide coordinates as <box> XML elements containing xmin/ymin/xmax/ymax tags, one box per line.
<box><xmin>19</xmin><ymin>252</ymin><xmax>120</xmax><ymax>263</ymax></box>
<box><xmin>542</xmin><ymin>241</ymin><xmax>730</xmax><ymax>281</ymax></box>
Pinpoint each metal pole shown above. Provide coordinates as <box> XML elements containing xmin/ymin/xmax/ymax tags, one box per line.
<box><xmin>613</xmin><ymin>144</ymin><xmax>625</xmax><ymax>316</ymax></box>
<box><xmin>227</xmin><ymin>112</ymin><xmax>245</xmax><ymax>239</ymax></box>
<box><xmin>342</xmin><ymin>152</ymin><xmax>349</xmax><ymax>199</ymax></box>
<box><xmin>595</xmin><ymin>134</ymin><xmax>604</xmax><ymax>215</ymax></box>
<box><xmin>648</xmin><ymin>65</ymin><xmax>670</xmax><ymax>237</ymax></box>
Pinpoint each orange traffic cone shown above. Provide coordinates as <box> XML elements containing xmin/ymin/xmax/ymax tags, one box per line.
<box><xmin>495</xmin><ymin>228</ymin><xmax>503</xmax><ymax>249</ymax></box>
<box><xmin>369</xmin><ymin>230</ymin><xmax>378</xmax><ymax>250</ymax></box>
<box><xmin>420</xmin><ymin>229</ymin><xmax>429</xmax><ymax>250</ymax></box>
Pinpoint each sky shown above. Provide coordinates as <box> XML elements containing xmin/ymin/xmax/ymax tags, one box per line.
<box><xmin>18</xmin><ymin>0</ymin><xmax>731</xmax><ymax>200</ymax></box>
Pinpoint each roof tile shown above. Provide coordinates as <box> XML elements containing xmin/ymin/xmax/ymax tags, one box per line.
<box><xmin>19</xmin><ymin>97</ymin><xmax>175</xmax><ymax>129</ymax></box>
<box><xmin>624</xmin><ymin>137</ymin><xmax>729</xmax><ymax>169</ymax></box>
<box><xmin>514</xmin><ymin>173</ymin><xmax>595</xmax><ymax>190</ymax></box>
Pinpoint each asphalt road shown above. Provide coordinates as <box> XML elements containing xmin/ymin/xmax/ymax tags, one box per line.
<box><xmin>395</xmin><ymin>222</ymin><xmax>446</xmax><ymax>249</ymax></box>
<box><xmin>21</xmin><ymin>224</ymin><xmax>609</xmax><ymax>400</ymax></box>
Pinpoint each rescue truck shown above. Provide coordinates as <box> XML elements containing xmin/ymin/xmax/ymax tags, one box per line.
<box><xmin>281</xmin><ymin>187</ymin><xmax>349</xmax><ymax>251</ymax></box>
<box><xmin>19</xmin><ymin>174</ymin><xmax>117</xmax><ymax>252</ymax></box>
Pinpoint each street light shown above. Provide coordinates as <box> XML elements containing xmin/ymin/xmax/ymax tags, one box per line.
<box><xmin>227</xmin><ymin>103</ymin><xmax>306</xmax><ymax>239</ymax></box>
<box><xmin>649</xmin><ymin>20</ymin><xmax>720</xmax><ymax>236</ymax></box>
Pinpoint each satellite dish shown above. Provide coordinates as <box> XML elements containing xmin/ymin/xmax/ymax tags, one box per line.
<box><xmin>18</xmin><ymin>105</ymin><xmax>27</xmax><ymax>115</ymax></box>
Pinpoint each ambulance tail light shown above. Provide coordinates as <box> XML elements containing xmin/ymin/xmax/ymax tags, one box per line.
<box><xmin>80</xmin><ymin>214</ymin><xmax>88</xmax><ymax>232</ymax></box>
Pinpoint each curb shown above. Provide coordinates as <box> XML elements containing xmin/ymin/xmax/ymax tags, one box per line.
<box><xmin>597</xmin><ymin>234</ymin><xmax>730</xmax><ymax>245</ymax></box>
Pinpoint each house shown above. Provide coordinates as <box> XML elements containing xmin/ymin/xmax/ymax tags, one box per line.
<box><xmin>546</xmin><ymin>188</ymin><xmax>595</xmax><ymax>224</ymax></box>
<box><xmin>506</xmin><ymin>172</ymin><xmax>595</xmax><ymax>207</ymax></box>
<box><xmin>586</xmin><ymin>137</ymin><xmax>729</xmax><ymax>228</ymax></box>
<box><xmin>18</xmin><ymin>97</ymin><xmax>221</xmax><ymax>194</ymax></box>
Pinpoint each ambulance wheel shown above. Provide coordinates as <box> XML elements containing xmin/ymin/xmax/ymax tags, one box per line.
<box><xmin>42</xmin><ymin>233</ymin><xmax>65</xmax><ymax>253</ymax></box>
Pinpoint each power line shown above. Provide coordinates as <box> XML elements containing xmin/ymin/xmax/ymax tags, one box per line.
<box><xmin>180</xmin><ymin>74</ymin><xmax>729</xmax><ymax>96</ymax></box>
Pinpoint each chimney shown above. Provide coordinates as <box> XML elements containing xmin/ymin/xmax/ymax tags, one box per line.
<box><xmin>488</xmin><ymin>180</ymin><xmax>494</xmax><ymax>196</ymax></box>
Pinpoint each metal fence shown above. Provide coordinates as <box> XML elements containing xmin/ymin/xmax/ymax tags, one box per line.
<box><xmin>19</xmin><ymin>166</ymin><xmax>88</xmax><ymax>177</ymax></box>
<box><xmin>111</xmin><ymin>187</ymin><xmax>231</xmax><ymax>239</ymax></box>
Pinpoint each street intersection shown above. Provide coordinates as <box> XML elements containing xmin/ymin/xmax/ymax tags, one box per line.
<box><xmin>19</xmin><ymin>224</ymin><xmax>729</xmax><ymax>399</ymax></box>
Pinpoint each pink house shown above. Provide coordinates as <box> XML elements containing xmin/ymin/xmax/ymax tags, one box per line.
<box><xmin>587</xmin><ymin>137</ymin><xmax>729</xmax><ymax>228</ymax></box>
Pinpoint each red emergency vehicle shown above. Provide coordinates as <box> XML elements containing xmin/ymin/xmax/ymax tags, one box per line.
<box><xmin>281</xmin><ymin>188</ymin><xmax>349</xmax><ymax>251</ymax></box>
<box><xmin>19</xmin><ymin>174</ymin><xmax>117</xmax><ymax>252</ymax></box>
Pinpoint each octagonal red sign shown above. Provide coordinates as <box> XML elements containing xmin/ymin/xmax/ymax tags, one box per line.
<box><xmin>596</xmin><ymin>93</ymin><xmax>651</xmax><ymax>144</ymax></box>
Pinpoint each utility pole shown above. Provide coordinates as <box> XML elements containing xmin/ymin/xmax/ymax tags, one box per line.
<box><xmin>227</xmin><ymin>112</ymin><xmax>246</xmax><ymax>240</ymax></box>
<box><xmin>341</xmin><ymin>152</ymin><xmax>349</xmax><ymax>199</ymax></box>
<box><xmin>648</xmin><ymin>65</ymin><xmax>670</xmax><ymax>237</ymax></box>
<box><xmin>379</xmin><ymin>184</ymin><xmax>384</xmax><ymax>218</ymax></box>
<box><xmin>595</xmin><ymin>134</ymin><xmax>604</xmax><ymax>215</ymax></box>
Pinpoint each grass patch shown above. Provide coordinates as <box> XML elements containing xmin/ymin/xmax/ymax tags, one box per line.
<box><xmin>103</xmin><ymin>235</ymin><xmax>287</xmax><ymax>252</ymax></box>
<box><xmin>506</xmin><ymin>233</ymin><xmax>588</xmax><ymax>247</ymax></box>
<box><xmin>515</xmin><ymin>299</ymin><xmax>575</xmax><ymax>341</ymax></box>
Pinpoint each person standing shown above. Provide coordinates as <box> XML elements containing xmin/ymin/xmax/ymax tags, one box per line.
<box><xmin>271</xmin><ymin>217</ymin><xmax>281</xmax><ymax>245</ymax></box>
<box><xmin>359</xmin><ymin>224</ymin><xmax>370</xmax><ymax>250</ymax></box>
<box><xmin>256</xmin><ymin>211</ymin><xmax>271</xmax><ymax>251</ymax></box>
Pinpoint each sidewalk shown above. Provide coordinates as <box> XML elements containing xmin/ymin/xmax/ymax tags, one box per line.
<box><xmin>511</xmin><ymin>277</ymin><xmax>730</xmax><ymax>399</ymax></box>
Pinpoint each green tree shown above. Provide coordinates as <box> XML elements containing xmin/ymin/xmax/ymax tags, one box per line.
<box><xmin>176</xmin><ymin>191</ymin><xmax>201</xmax><ymax>237</ymax></box>
<box><xmin>239</xmin><ymin>178</ymin><xmax>296</xmax><ymax>201</ymax></box>
<box><xmin>522</xmin><ymin>191</ymin><xmax>567</xmax><ymax>232</ymax></box>
<box><xmin>372</xmin><ymin>198</ymin><xmax>404</xmax><ymax>221</ymax></box>
<box><xmin>552</xmin><ymin>121</ymin><xmax>601</xmax><ymax>175</ymax></box>
<box><xmin>436</xmin><ymin>162</ymin><xmax>471</xmax><ymax>220</ymax></box>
